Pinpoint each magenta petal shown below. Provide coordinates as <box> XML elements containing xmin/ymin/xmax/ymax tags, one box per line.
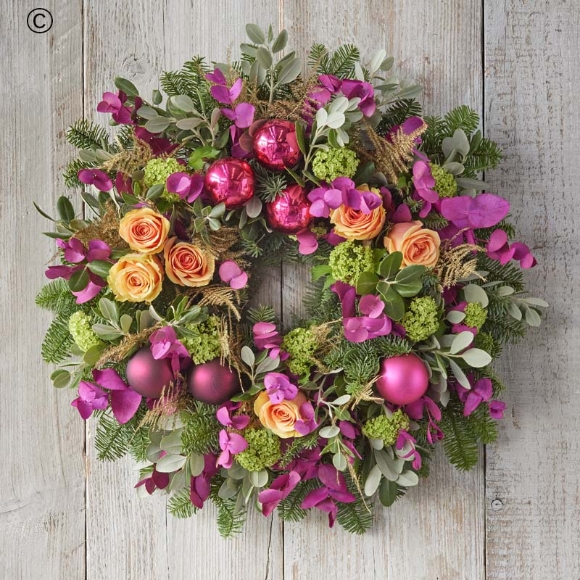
<box><xmin>93</xmin><ymin>368</ymin><xmax>128</xmax><ymax>391</ymax></box>
<box><xmin>211</xmin><ymin>85</ymin><xmax>232</xmax><ymax>104</ymax></box>
<box><xmin>72</xmin><ymin>280</ymin><xmax>104</xmax><ymax>304</ymax></box>
<box><xmin>229</xmin><ymin>78</ymin><xmax>243</xmax><ymax>102</ymax></box>
<box><xmin>228</xmin><ymin>433</ymin><xmax>248</xmax><ymax>454</ymax></box>
<box><xmin>301</xmin><ymin>487</ymin><xmax>329</xmax><ymax>509</ymax></box>
<box><xmin>331</xmin><ymin>281</ymin><xmax>356</xmax><ymax>317</ymax></box>
<box><xmin>463</xmin><ymin>392</ymin><xmax>483</xmax><ymax>416</ymax></box>
<box><xmin>230</xmin><ymin>272</ymin><xmax>248</xmax><ymax>290</ymax></box>
<box><xmin>45</xmin><ymin>265</ymin><xmax>74</xmax><ymax>280</ymax></box>
<box><xmin>318</xmin><ymin>464</ymin><xmax>345</xmax><ymax>491</ymax></box>
<box><xmin>234</xmin><ymin>103</ymin><xmax>255</xmax><ymax>128</ymax></box>
<box><xmin>152</xmin><ymin>470</ymin><xmax>170</xmax><ymax>489</ymax></box>
<box><xmin>392</xmin><ymin>204</ymin><xmax>412</xmax><ymax>222</ymax></box>
<box><xmin>359</xmin><ymin>294</ymin><xmax>384</xmax><ymax>318</ymax></box>
<box><xmin>166</xmin><ymin>172</ymin><xmax>192</xmax><ymax>194</ymax></box>
<box><xmin>110</xmin><ymin>388</ymin><xmax>142</xmax><ymax>424</ymax></box>
<box><xmin>206</xmin><ymin>68</ymin><xmax>226</xmax><ymax>85</ymax></box>
<box><xmin>72</xmin><ymin>398</ymin><xmax>94</xmax><ymax>420</ymax></box>
<box><xmin>87</xmin><ymin>239</ymin><xmax>112</xmax><ymax>261</ymax></box>
<box><xmin>219</xmin><ymin>260</ymin><xmax>242</xmax><ymax>283</ymax></box>
<box><xmin>488</xmin><ymin>229</ymin><xmax>508</xmax><ymax>252</ymax></box>
<box><xmin>308</xmin><ymin>198</ymin><xmax>329</xmax><ymax>218</ymax></box>
<box><xmin>324</xmin><ymin>188</ymin><xmax>345</xmax><ymax>209</ymax></box>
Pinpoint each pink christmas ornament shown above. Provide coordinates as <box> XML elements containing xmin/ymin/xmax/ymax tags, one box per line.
<box><xmin>187</xmin><ymin>358</ymin><xmax>242</xmax><ymax>405</ymax></box>
<box><xmin>375</xmin><ymin>354</ymin><xmax>429</xmax><ymax>406</ymax></box>
<box><xmin>253</xmin><ymin>119</ymin><xmax>302</xmax><ymax>171</ymax></box>
<box><xmin>265</xmin><ymin>184</ymin><xmax>313</xmax><ymax>233</ymax></box>
<box><xmin>126</xmin><ymin>346</ymin><xmax>174</xmax><ymax>398</ymax></box>
<box><xmin>204</xmin><ymin>157</ymin><xmax>255</xmax><ymax>209</ymax></box>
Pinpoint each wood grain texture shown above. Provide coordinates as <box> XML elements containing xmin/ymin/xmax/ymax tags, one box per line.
<box><xmin>282</xmin><ymin>2</ymin><xmax>485</xmax><ymax>579</ymax></box>
<box><xmin>0</xmin><ymin>1</ymin><xmax>86</xmax><ymax>579</ymax></box>
<box><xmin>484</xmin><ymin>1</ymin><xmax>580</xmax><ymax>578</ymax></box>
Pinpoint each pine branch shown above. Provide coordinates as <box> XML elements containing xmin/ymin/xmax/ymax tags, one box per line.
<box><xmin>210</xmin><ymin>478</ymin><xmax>246</xmax><ymax>538</ymax></box>
<box><xmin>477</xmin><ymin>254</ymin><xmax>524</xmax><ymax>291</ymax></box>
<box><xmin>180</xmin><ymin>403</ymin><xmax>220</xmax><ymax>455</ymax></box>
<box><xmin>336</xmin><ymin>476</ymin><xmax>373</xmax><ymax>534</ymax></box>
<box><xmin>63</xmin><ymin>158</ymin><xmax>95</xmax><ymax>189</ymax></box>
<box><xmin>467</xmin><ymin>405</ymin><xmax>499</xmax><ymax>445</ymax></box>
<box><xmin>278</xmin><ymin>479</ymin><xmax>318</xmax><ymax>522</ymax></box>
<box><xmin>377</xmin><ymin>99</ymin><xmax>423</xmax><ymax>135</ymax></box>
<box><xmin>66</xmin><ymin>119</ymin><xmax>110</xmax><ymax>150</ymax></box>
<box><xmin>440</xmin><ymin>398</ymin><xmax>480</xmax><ymax>471</ymax></box>
<box><xmin>168</xmin><ymin>489</ymin><xmax>196</xmax><ymax>519</ymax></box>
<box><xmin>41</xmin><ymin>313</ymin><xmax>74</xmax><ymax>364</ymax></box>
<box><xmin>94</xmin><ymin>408</ymin><xmax>147</xmax><ymax>462</ymax></box>
<box><xmin>36</xmin><ymin>279</ymin><xmax>76</xmax><ymax>312</ymax></box>
<box><xmin>309</xmin><ymin>44</ymin><xmax>360</xmax><ymax>78</ymax></box>
<box><xmin>247</xmin><ymin>305</ymin><xmax>278</xmax><ymax>325</ymax></box>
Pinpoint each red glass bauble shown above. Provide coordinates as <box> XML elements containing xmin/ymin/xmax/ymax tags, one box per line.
<box><xmin>375</xmin><ymin>354</ymin><xmax>429</xmax><ymax>406</ymax></box>
<box><xmin>187</xmin><ymin>358</ymin><xmax>242</xmax><ymax>405</ymax></box>
<box><xmin>253</xmin><ymin>120</ymin><xmax>302</xmax><ymax>171</ymax></box>
<box><xmin>265</xmin><ymin>185</ymin><xmax>313</xmax><ymax>234</ymax></box>
<box><xmin>204</xmin><ymin>157</ymin><xmax>255</xmax><ymax>209</ymax></box>
<box><xmin>126</xmin><ymin>346</ymin><xmax>174</xmax><ymax>399</ymax></box>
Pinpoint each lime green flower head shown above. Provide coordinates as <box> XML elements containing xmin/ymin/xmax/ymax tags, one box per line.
<box><xmin>312</xmin><ymin>148</ymin><xmax>360</xmax><ymax>183</ymax></box>
<box><xmin>282</xmin><ymin>327</ymin><xmax>318</xmax><ymax>377</ymax></box>
<box><xmin>402</xmin><ymin>296</ymin><xmax>440</xmax><ymax>342</ymax></box>
<box><xmin>464</xmin><ymin>302</ymin><xmax>488</xmax><ymax>330</ymax></box>
<box><xmin>328</xmin><ymin>240</ymin><xmax>375</xmax><ymax>286</ymax></box>
<box><xmin>68</xmin><ymin>311</ymin><xmax>103</xmax><ymax>352</ymax></box>
<box><xmin>430</xmin><ymin>164</ymin><xmax>457</xmax><ymax>198</ymax></box>
<box><xmin>236</xmin><ymin>428</ymin><xmax>281</xmax><ymax>472</ymax></box>
<box><xmin>180</xmin><ymin>315</ymin><xmax>222</xmax><ymax>365</ymax></box>
<box><xmin>362</xmin><ymin>410</ymin><xmax>410</xmax><ymax>446</ymax></box>
<box><xmin>143</xmin><ymin>158</ymin><xmax>182</xmax><ymax>202</ymax></box>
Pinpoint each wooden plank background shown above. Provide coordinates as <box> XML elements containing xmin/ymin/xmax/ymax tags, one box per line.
<box><xmin>1</xmin><ymin>1</ymin><xmax>577</xmax><ymax>578</ymax></box>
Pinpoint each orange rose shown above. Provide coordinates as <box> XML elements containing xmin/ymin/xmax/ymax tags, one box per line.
<box><xmin>329</xmin><ymin>185</ymin><xmax>386</xmax><ymax>240</ymax></box>
<box><xmin>164</xmin><ymin>237</ymin><xmax>215</xmax><ymax>287</ymax></box>
<box><xmin>107</xmin><ymin>253</ymin><xmax>164</xmax><ymax>303</ymax></box>
<box><xmin>384</xmin><ymin>221</ymin><xmax>441</xmax><ymax>267</ymax></box>
<box><xmin>254</xmin><ymin>391</ymin><xmax>308</xmax><ymax>439</ymax></box>
<box><xmin>119</xmin><ymin>208</ymin><xmax>170</xmax><ymax>254</ymax></box>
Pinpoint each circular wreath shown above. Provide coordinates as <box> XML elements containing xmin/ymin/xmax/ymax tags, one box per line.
<box><xmin>37</xmin><ymin>24</ymin><xmax>547</xmax><ymax>536</ymax></box>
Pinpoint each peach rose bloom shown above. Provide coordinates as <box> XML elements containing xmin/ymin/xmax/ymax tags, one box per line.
<box><xmin>107</xmin><ymin>253</ymin><xmax>164</xmax><ymax>303</ymax></box>
<box><xmin>329</xmin><ymin>185</ymin><xmax>386</xmax><ymax>240</ymax></box>
<box><xmin>164</xmin><ymin>237</ymin><xmax>215</xmax><ymax>287</ymax></box>
<box><xmin>119</xmin><ymin>207</ymin><xmax>170</xmax><ymax>254</ymax></box>
<box><xmin>384</xmin><ymin>220</ymin><xmax>441</xmax><ymax>267</ymax></box>
<box><xmin>254</xmin><ymin>391</ymin><xmax>308</xmax><ymax>439</ymax></box>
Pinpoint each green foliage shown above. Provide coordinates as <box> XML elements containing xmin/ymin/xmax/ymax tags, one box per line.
<box><xmin>63</xmin><ymin>158</ymin><xmax>94</xmax><ymax>189</ymax></box>
<box><xmin>308</xmin><ymin>43</ymin><xmax>361</xmax><ymax>78</ymax></box>
<box><xmin>160</xmin><ymin>57</ymin><xmax>213</xmax><ymax>112</ymax></box>
<box><xmin>168</xmin><ymin>489</ymin><xmax>196</xmax><ymax>519</ymax></box>
<box><xmin>278</xmin><ymin>431</ymin><xmax>320</xmax><ymax>468</ymax></box>
<box><xmin>377</xmin><ymin>99</ymin><xmax>423</xmax><ymax>134</ymax></box>
<box><xmin>467</xmin><ymin>404</ymin><xmax>499</xmax><ymax>445</ymax></box>
<box><xmin>250</xmin><ymin>160</ymin><xmax>288</xmax><ymax>202</ymax></box>
<box><xmin>66</xmin><ymin>119</ymin><xmax>110</xmax><ymax>150</ymax></box>
<box><xmin>247</xmin><ymin>305</ymin><xmax>278</xmax><ymax>325</ymax></box>
<box><xmin>477</xmin><ymin>254</ymin><xmax>524</xmax><ymax>292</ymax></box>
<box><xmin>421</xmin><ymin>212</ymin><xmax>449</xmax><ymax>231</ymax></box>
<box><xmin>210</xmin><ymin>477</ymin><xmax>246</xmax><ymax>538</ymax></box>
<box><xmin>36</xmin><ymin>279</ymin><xmax>76</xmax><ymax>312</ymax></box>
<box><xmin>41</xmin><ymin>313</ymin><xmax>74</xmax><ymax>364</ymax></box>
<box><xmin>94</xmin><ymin>408</ymin><xmax>147</xmax><ymax>462</ymax></box>
<box><xmin>336</xmin><ymin>479</ymin><xmax>373</xmax><ymax>535</ymax></box>
<box><xmin>278</xmin><ymin>479</ymin><xmax>319</xmax><ymax>522</ymax></box>
<box><xmin>301</xmin><ymin>281</ymin><xmax>342</xmax><ymax>325</ymax></box>
<box><xmin>180</xmin><ymin>403</ymin><xmax>220</xmax><ymax>455</ymax></box>
<box><xmin>440</xmin><ymin>398</ymin><xmax>479</xmax><ymax>471</ymax></box>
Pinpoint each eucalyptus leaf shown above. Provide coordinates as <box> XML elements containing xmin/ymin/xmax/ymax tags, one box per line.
<box><xmin>377</xmin><ymin>282</ymin><xmax>405</xmax><ymax>321</ymax></box>
<box><xmin>241</xmin><ymin>346</ymin><xmax>255</xmax><ymax>367</ymax></box>
<box><xmin>114</xmin><ymin>76</ymin><xmax>139</xmax><ymax>97</ymax></box>
<box><xmin>461</xmin><ymin>348</ymin><xmax>492</xmax><ymax>368</ymax></box>
<box><xmin>145</xmin><ymin>116</ymin><xmax>172</xmax><ymax>134</ymax></box>
<box><xmin>155</xmin><ymin>454</ymin><xmax>187</xmax><ymax>473</ymax></box>
<box><xmin>319</xmin><ymin>425</ymin><xmax>340</xmax><ymax>439</ymax></box>
<box><xmin>136</xmin><ymin>105</ymin><xmax>159</xmax><ymax>120</ymax></box>
<box><xmin>375</xmin><ymin>449</ymin><xmax>399</xmax><ymax>481</ymax></box>
<box><xmin>51</xmin><ymin>369</ymin><xmax>71</xmax><ymax>389</ymax></box>
<box><xmin>250</xmin><ymin>470</ymin><xmax>269</xmax><ymax>488</ymax></box>
<box><xmin>497</xmin><ymin>286</ymin><xmax>515</xmax><ymax>297</ymax></box>
<box><xmin>446</xmin><ymin>310</ymin><xmax>466</xmax><ymax>324</ymax></box>
<box><xmin>463</xmin><ymin>284</ymin><xmax>489</xmax><ymax>307</ymax></box>
<box><xmin>120</xmin><ymin>314</ymin><xmax>133</xmax><ymax>334</ymax></box>
<box><xmin>394</xmin><ymin>265</ymin><xmax>425</xmax><ymax>284</ymax></box>
<box><xmin>523</xmin><ymin>297</ymin><xmax>549</xmax><ymax>308</ymax></box>
<box><xmin>442</xmin><ymin>162</ymin><xmax>465</xmax><ymax>175</ymax></box>
<box><xmin>364</xmin><ymin>464</ymin><xmax>383</xmax><ymax>496</ymax></box>
<box><xmin>449</xmin><ymin>358</ymin><xmax>471</xmax><ymax>389</ymax></box>
<box><xmin>160</xmin><ymin>430</ymin><xmax>184</xmax><ymax>454</ymax></box>
<box><xmin>450</xmin><ymin>331</ymin><xmax>475</xmax><ymax>355</ymax></box>
<box><xmin>397</xmin><ymin>470</ymin><xmax>419</xmax><ymax>487</ymax></box>
<box><xmin>245</xmin><ymin>196</ymin><xmax>262</xmax><ymax>219</ymax></box>
<box><xmin>277</xmin><ymin>58</ymin><xmax>302</xmax><ymax>85</ymax></box>
<box><xmin>189</xmin><ymin>453</ymin><xmax>205</xmax><ymax>477</ymax></box>
<box><xmin>172</xmin><ymin>95</ymin><xmax>195</xmax><ymax>112</ymax></box>
<box><xmin>246</xmin><ymin>23</ymin><xmax>265</xmax><ymax>45</ymax></box>
<box><xmin>378</xmin><ymin>478</ymin><xmax>399</xmax><ymax>507</ymax></box>
<box><xmin>99</xmin><ymin>297</ymin><xmax>119</xmax><ymax>323</ymax></box>
<box><xmin>68</xmin><ymin>268</ymin><xmax>89</xmax><ymax>292</ymax></box>
<box><xmin>256</xmin><ymin>47</ymin><xmax>273</xmax><ymax>69</ymax></box>
<box><xmin>393</xmin><ymin>279</ymin><xmax>423</xmax><ymax>298</ymax></box>
<box><xmin>333</xmin><ymin>453</ymin><xmax>348</xmax><ymax>471</ymax></box>
<box><xmin>525</xmin><ymin>307</ymin><xmax>542</xmax><ymax>327</ymax></box>
<box><xmin>87</xmin><ymin>260</ymin><xmax>112</xmax><ymax>278</ymax></box>
<box><xmin>57</xmin><ymin>196</ymin><xmax>75</xmax><ymax>222</ymax></box>
<box><xmin>356</xmin><ymin>271</ymin><xmax>379</xmax><ymax>295</ymax></box>
<box><xmin>456</xmin><ymin>177</ymin><xmax>489</xmax><ymax>191</ymax></box>
<box><xmin>507</xmin><ymin>301</ymin><xmax>522</xmax><ymax>320</ymax></box>
<box><xmin>272</xmin><ymin>29</ymin><xmax>288</xmax><ymax>53</ymax></box>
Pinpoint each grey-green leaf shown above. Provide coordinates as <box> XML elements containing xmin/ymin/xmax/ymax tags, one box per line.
<box><xmin>461</xmin><ymin>348</ymin><xmax>492</xmax><ymax>368</ymax></box>
<box><xmin>246</xmin><ymin>23</ymin><xmax>265</xmax><ymax>45</ymax></box>
<box><xmin>271</xmin><ymin>29</ymin><xmax>288</xmax><ymax>53</ymax></box>
<box><xmin>277</xmin><ymin>58</ymin><xmax>302</xmax><ymax>85</ymax></box>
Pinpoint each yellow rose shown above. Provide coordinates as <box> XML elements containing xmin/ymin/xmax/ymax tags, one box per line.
<box><xmin>108</xmin><ymin>253</ymin><xmax>164</xmax><ymax>303</ymax></box>
<box><xmin>119</xmin><ymin>207</ymin><xmax>170</xmax><ymax>254</ymax></box>
<box><xmin>384</xmin><ymin>220</ymin><xmax>441</xmax><ymax>267</ymax></box>
<box><xmin>163</xmin><ymin>237</ymin><xmax>215</xmax><ymax>287</ymax></box>
<box><xmin>329</xmin><ymin>185</ymin><xmax>386</xmax><ymax>240</ymax></box>
<box><xmin>254</xmin><ymin>391</ymin><xmax>308</xmax><ymax>439</ymax></box>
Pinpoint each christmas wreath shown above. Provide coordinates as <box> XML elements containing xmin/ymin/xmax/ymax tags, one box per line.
<box><xmin>36</xmin><ymin>24</ymin><xmax>547</xmax><ymax>536</ymax></box>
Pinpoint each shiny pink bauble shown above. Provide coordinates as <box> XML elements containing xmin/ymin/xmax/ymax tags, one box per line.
<box><xmin>187</xmin><ymin>358</ymin><xmax>242</xmax><ymax>405</ymax></box>
<box><xmin>204</xmin><ymin>158</ymin><xmax>255</xmax><ymax>209</ymax></box>
<box><xmin>126</xmin><ymin>346</ymin><xmax>174</xmax><ymax>399</ymax></box>
<box><xmin>375</xmin><ymin>354</ymin><xmax>429</xmax><ymax>406</ymax></box>
<box><xmin>265</xmin><ymin>185</ymin><xmax>313</xmax><ymax>234</ymax></box>
<box><xmin>253</xmin><ymin>119</ymin><xmax>302</xmax><ymax>171</ymax></box>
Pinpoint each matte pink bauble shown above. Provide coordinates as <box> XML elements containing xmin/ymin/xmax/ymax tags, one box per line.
<box><xmin>204</xmin><ymin>158</ymin><xmax>255</xmax><ymax>209</ymax></box>
<box><xmin>126</xmin><ymin>346</ymin><xmax>174</xmax><ymax>399</ymax></box>
<box><xmin>187</xmin><ymin>359</ymin><xmax>242</xmax><ymax>405</ymax></box>
<box><xmin>265</xmin><ymin>185</ymin><xmax>313</xmax><ymax>234</ymax></box>
<box><xmin>253</xmin><ymin>119</ymin><xmax>302</xmax><ymax>171</ymax></box>
<box><xmin>375</xmin><ymin>354</ymin><xmax>429</xmax><ymax>406</ymax></box>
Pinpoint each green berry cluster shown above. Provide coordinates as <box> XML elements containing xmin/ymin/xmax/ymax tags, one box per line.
<box><xmin>464</xmin><ymin>302</ymin><xmax>488</xmax><ymax>330</ymax></box>
<box><xmin>236</xmin><ymin>429</ymin><xmax>281</xmax><ymax>472</ymax></box>
<box><xmin>328</xmin><ymin>240</ymin><xmax>375</xmax><ymax>286</ymax></box>
<box><xmin>430</xmin><ymin>163</ymin><xmax>457</xmax><ymax>198</ymax></box>
<box><xmin>362</xmin><ymin>410</ymin><xmax>410</xmax><ymax>446</ymax></box>
<box><xmin>312</xmin><ymin>148</ymin><xmax>359</xmax><ymax>183</ymax></box>
<box><xmin>68</xmin><ymin>311</ymin><xmax>102</xmax><ymax>352</ymax></box>
<box><xmin>402</xmin><ymin>296</ymin><xmax>440</xmax><ymax>342</ymax></box>
<box><xmin>143</xmin><ymin>158</ymin><xmax>182</xmax><ymax>202</ymax></box>
<box><xmin>282</xmin><ymin>327</ymin><xmax>318</xmax><ymax>376</ymax></box>
<box><xmin>180</xmin><ymin>315</ymin><xmax>222</xmax><ymax>365</ymax></box>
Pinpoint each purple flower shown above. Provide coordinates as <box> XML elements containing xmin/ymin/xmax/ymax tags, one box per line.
<box><xmin>221</xmin><ymin>102</ymin><xmax>255</xmax><ymax>129</ymax></box>
<box><xmin>487</xmin><ymin>229</ymin><xmax>537</xmax><ymax>269</ymax></box>
<box><xmin>287</xmin><ymin>446</ymin><xmax>322</xmax><ymax>480</ymax></box>
<box><xmin>92</xmin><ymin>368</ymin><xmax>142</xmax><ymax>424</ymax></box>
<box><xmin>216</xmin><ymin>402</ymin><xmax>250</xmax><ymax>430</ymax></box>
<box><xmin>296</xmin><ymin>230</ymin><xmax>318</xmax><ymax>255</ymax></box>
<box><xmin>253</xmin><ymin>322</ymin><xmax>285</xmax><ymax>359</ymax></box>
<box><xmin>340</xmin><ymin>79</ymin><xmax>376</xmax><ymax>117</ymax></box>
<box><xmin>71</xmin><ymin>381</ymin><xmax>109</xmax><ymax>419</ymax></box>
<box><xmin>308</xmin><ymin>178</ymin><xmax>381</xmax><ymax>218</ymax></box>
<box><xmin>149</xmin><ymin>326</ymin><xmax>190</xmax><ymax>374</ymax></box>
<box><xmin>412</xmin><ymin>161</ymin><xmax>438</xmax><ymax>217</ymax></box>
<box><xmin>217</xmin><ymin>430</ymin><xmax>248</xmax><ymax>468</ymax></box>
<box><xmin>264</xmin><ymin>372</ymin><xmax>298</xmax><ymax>404</ymax></box>
<box><xmin>210</xmin><ymin>78</ymin><xmax>242</xmax><ymax>105</ymax></box>
<box><xmin>440</xmin><ymin>193</ymin><xmax>510</xmax><ymax>229</ymax></box>
<box><xmin>134</xmin><ymin>127</ymin><xmax>178</xmax><ymax>156</ymax></box>
<box><xmin>489</xmin><ymin>400</ymin><xmax>507</xmax><ymax>419</ymax></box>
<box><xmin>405</xmin><ymin>396</ymin><xmax>443</xmax><ymax>444</ymax></box>
<box><xmin>259</xmin><ymin>471</ymin><xmax>301</xmax><ymax>517</ymax></box>
<box><xmin>396</xmin><ymin>430</ymin><xmax>422</xmax><ymax>470</ymax></box>
<box><xmin>78</xmin><ymin>168</ymin><xmax>113</xmax><ymax>192</ymax></box>
<box><xmin>301</xmin><ymin>464</ymin><xmax>356</xmax><ymax>527</ymax></box>
<box><xmin>457</xmin><ymin>377</ymin><xmax>505</xmax><ymax>419</ymax></box>
<box><xmin>97</xmin><ymin>91</ymin><xmax>132</xmax><ymax>124</ymax></box>
<box><xmin>190</xmin><ymin>454</ymin><xmax>219</xmax><ymax>508</ymax></box>
<box><xmin>294</xmin><ymin>401</ymin><xmax>318</xmax><ymax>435</ymax></box>
<box><xmin>205</xmin><ymin>68</ymin><xmax>227</xmax><ymax>85</ymax></box>
<box><xmin>135</xmin><ymin>466</ymin><xmax>170</xmax><ymax>495</ymax></box>
<box><xmin>219</xmin><ymin>261</ymin><xmax>248</xmax><ymax>290</ymax></box>
<box><xmin>166</xmin><ymin>172</ymin><xmax>204</xmax><ymax>203</ymax></box>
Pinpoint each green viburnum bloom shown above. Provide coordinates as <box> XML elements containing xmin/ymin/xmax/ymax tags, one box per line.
<box><xmin>68</xmin><ymin>311</ymin><xmax>103</xmax><ymax>352</ymax></box>
<box><xmin>402</xmin><ymin>296</ymin><xmax>440</xmax><ymax>342</ymax></box>
<box><xmin>464</xmin><ymin>302</ymin><xmax>488</xmax><ymax>330</ymax></box>
<box><xmin>236</xmin><ymin>428</ymin><xmax>281</xmax><ymax>472</ymax></box>
<box><xmin>312</xmin><ymin>147</ymin><xmax>359</xmax><ymax>183</ymax></box>
<box><xmin>430</xmin><ymin>163</ymin><xmax>457</xmax><ymax>198</ymax></box>
<box><xmin>180</xmin><ymin>315</ymin><xmax>222</xmax><ymax>364</ymax></box>
<box><xmin>328</xmin><ymin>240</ymin><xmax>375</xmax><ymax>286</ymax></box>
<box><xmin>282</xmin><ymin>327</ymin><xmax>318</xmax><ymax>376</ymax></box>
<box><xmin>362</xmin><ymin>410</ymin><xmax>410</xmax><ymax>446</ymax></box>
<box><xmin>143</xmin><ymin>158</ymin><xmax>181</xmax><ymax>202</ymax></box>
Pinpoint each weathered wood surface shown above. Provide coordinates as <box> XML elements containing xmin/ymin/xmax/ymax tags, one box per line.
<box><xmin>1</xmin><ymin>1</ymin><xmax>578</xmax><ymax>579</ymax></box>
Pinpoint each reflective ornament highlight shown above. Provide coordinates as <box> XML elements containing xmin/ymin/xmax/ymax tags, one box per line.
<box><xmin>204</xmin><ymin>157</ymin><xmax>255</xmax><ymax>209</ymax></box>
<box><xmin>253</xmin><ymin>119</ymin><xmax>302</xmax><ymax>171</ymax></box>
<box><xmin>265</xmin><ymin>184</ymin><xmax>313</xmax><ymax>234</ymax></box>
